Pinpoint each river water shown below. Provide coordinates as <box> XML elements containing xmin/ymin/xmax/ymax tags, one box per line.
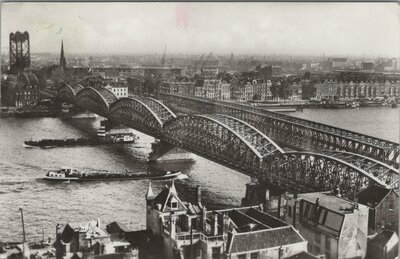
<box><xmin>0</xmin><ymin>107</ymin><xmax>398</xmax><ymax>242</ymax></box>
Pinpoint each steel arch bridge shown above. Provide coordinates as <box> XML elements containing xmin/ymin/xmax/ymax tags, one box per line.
<box><xmin>56</xmin><ymin>87</ymin><xmax>398</xmax><ymax>200</ymax></box>
<box><xmin>162</xmin><ymin>114</ymin><xmax>284</xmax><ymax>173</ymax></box>
<box><xmin>159</xmin><ymin>93</ymin><xmax>400</xmax><ymax>168</ymax></box>
<box><xmin>58</xmin><ymin>83</ymin><xmax>84</xmax><ymax>104</ymax></box>
<box><xmin>76</xmin><ymin>87</ymin><xmax>117</xmax><ymax>117</ymax></box>
<box><xmin>109</xmin><ymin>97</ymin><xmax>176</xmax><ymax>138</ymax></box>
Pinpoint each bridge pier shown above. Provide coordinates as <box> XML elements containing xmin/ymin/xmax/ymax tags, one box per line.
<box><xmin>241</xmin><ymin>180</ymin><xmax>286</xmax><ymax>219</ymax></box>
<box><xmin>60</xmin><ymin>103</ymin><xmax>87</xmax><ymax>119</ymax></box>
<box><xmin>148</xmin><ymin>140</ymin><xmax>194</xmax><ymax>163</ymax></box>
<box><xmin>97</xmin><ymin>119</ymin><xmax>116</xmax><ymax>137</ymax></box>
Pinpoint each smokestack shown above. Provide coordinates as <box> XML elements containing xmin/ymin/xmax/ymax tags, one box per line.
<box><xmin>195</xmin><ymin>186</ymin><xmax>202</xmax><ymax>205</ymax></box>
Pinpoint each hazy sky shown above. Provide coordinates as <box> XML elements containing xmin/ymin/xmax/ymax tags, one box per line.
<box><xmin>2</xmin><ymin>2</ymin><xmax>399</xmax><ymax>57</ymax></box>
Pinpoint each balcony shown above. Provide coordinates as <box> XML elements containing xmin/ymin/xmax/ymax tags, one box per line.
<box><xmin>174</xmin><ymin>231</ymin><xmax>226</xmax><ymax>245</ymax></box>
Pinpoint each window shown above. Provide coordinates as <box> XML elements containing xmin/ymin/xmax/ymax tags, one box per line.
<box><xmin>288</xmin><ymin>206</ymin><xmax>292</xmax><ymax>217</ymax></box>
<box><xmin>171</xmin><ymin>202</ymin><xmax>178</xmax><ymax>209</ymax></box>
<box><xmin>325</xmin><ymin>236</ymin><xmax>330</xmax><ymax>250</ymax></box>
<box><xmin>325</xmin><ymin>252</ymin><xmax>331</xmax><ymax>259</ymax></box>
<box><xmin>315</xmin><ymin>232</ymin><xmax>321</xmax><ymax>244</ymax></box>
<box><xmin>389</xmin><ymin>200</ymin><xmax>394</xmax><ymax>210</ymax></box>
<box><xmin>321</xmin><ymin>210</ymin><xmax>328</xmax><ymax>225</ymax></box>
<box><xmin>303</xmin><ymin>203</ymin><xmax>311</xmax><ymax>218</ymax></box>
<box><xmin>196</xmin><ymin>249</ymin><xmax>202</xmax><ymax>259</ymax></box>
<box><xmin>212</xmin><ymin>247</ymin><xmax>221</xmax><ymax>259</ymax></box>
<box><xmin>250</xmin><ymin>252</ymin><xmax>259</xmax><ymax>259</ymax></box>
<box><xmin>237</xmin><ymin>254</ymin><xmax>246</xmax><ymax>259</ymax></box>
<box><xmin>315</xmin><ymin>246</ymin><xmax>321</xmax><ymax>254</ymax></box>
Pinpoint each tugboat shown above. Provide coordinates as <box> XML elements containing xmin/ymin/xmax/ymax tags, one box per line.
<box><xmin>44</xmin><ymin>167</ymin><xmax>182</xmax><ymax>182</ymax></box>
<box><xmin>45</xmin><ymin>167</ymin><xmax>80</xmax><ymax>181</ymax></box>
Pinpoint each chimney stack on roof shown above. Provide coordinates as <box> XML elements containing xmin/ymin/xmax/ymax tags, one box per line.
<box><xmin>212</xmin><ymin>213</ymin><xmax>219</xmax><ymax>236</ymax></box>
<box><xmin>195</xmin><ymin>185</ymin><xmax>202</xmax><ymax>205</ymax></box>
<box><xmin>146</xmin><ymin>182</ymin><xmax>155</xmax><ymax>201</ymax></box>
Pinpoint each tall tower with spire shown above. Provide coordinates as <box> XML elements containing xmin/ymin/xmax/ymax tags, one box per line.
<box><xmin>60</xmin><ymin>40</ymin><xmax>66</xmax><ymax>71</ymax></box>
<box><xmin>160</xmin><ymin>45</ymin><xmax>167</xmax><ymax>66</ymax></box>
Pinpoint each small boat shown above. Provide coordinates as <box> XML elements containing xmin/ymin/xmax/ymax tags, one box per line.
<box><xmin>346</xmin><ymin>101</ymin><xmax>360</xmax><ymax>108</ymax></box>
<box><xmin>44</xmin><ymin>167</ymin><xmax>182</xmax><ymax>182</ymax></box>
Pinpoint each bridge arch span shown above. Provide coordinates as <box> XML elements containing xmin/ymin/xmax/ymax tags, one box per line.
<box><xmin>140</xmin><ymin>97</ymin><xmax>177</xmax><ymax>124</ymax></box>
<box><xmin>321</xmin><ymin>150</ymin><xmax>399</xmax><ymax>189</ymax></box>
<box><xmin>163</xmin><ymin>114</ymin><xmax>283</xmax><ymax>174</ymax></box>
<box><xmin>58</xmin><ymin>83</ymin><xmax>84</xmax><ymax>104</ymax></box>
<box><xmin>76</xmin><ymin>87</ymin><xmax>117</xmax><ymax>117</ymax></box>
<box><xmin>262</xmin><ymin>151</ymin><xmax>391</xmax><ymax>200</ymax></box>
<box><xmin>109</xmin><ymin>97</ymin><xmax>167</xmax><ymax>137</ymax></box>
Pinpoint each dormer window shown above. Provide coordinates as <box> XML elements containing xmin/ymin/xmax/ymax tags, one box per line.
<box><xmin>171</xmin><ymin>202</ymin><xmax>178</xmax><ymax>209</ymax></box>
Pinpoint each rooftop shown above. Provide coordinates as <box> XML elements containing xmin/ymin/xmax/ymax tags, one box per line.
<box><xmin>66</xmin><ymin>220</ymin><xmax>110</xmax><ymax>240</ymax></box>
<box><xmin>106</xmin><ymin>221</ymin><xmax>132</xmax><ymax>233</ymax></box>
<box><xmin>228</xmin><ymin>209</ymin><xmax>268</xmax><ymax>232</ymax></box>
<box><xmin>331</xmin><ymin>58</ymin><xmax>348</xmax><ymax>62</ymax></box>
<box><xmin>369</xmin><ymin>230</ymin><xmax>398</xmax><ymax>248</ymax></box>
<box><xmin>299</xmin><ymin>192</ymin><xmax>356</xmax><ymax>214</ymax></box>
<box><xmin>227</xmin><ymin>226</ymin><xmax>305</xmax><ymax>254</ymax></box>
<box><xmin>151</xmin><ymin>182</ymin><xmax>187</xmax><ymax>213</ymax></box>
<box><xmin>286</xmin><ymin>251</ymin><xmax>320</xmax><ymax>259</ymax></box>
<box><xmin>245</xmin><ymin>208</ymin><xmax>287</xmax><ymax>228</ymax></box>
<box><xmin>357</xmin><ymin>185</ymin><xmax>392</xmax><ymax>208</ymax></box>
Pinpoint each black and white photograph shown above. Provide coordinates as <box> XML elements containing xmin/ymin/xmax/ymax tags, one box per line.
<box><xmin>0</xmin><ymin>2</ymin><xmax>399</xmax><ymax>259</ymax></box>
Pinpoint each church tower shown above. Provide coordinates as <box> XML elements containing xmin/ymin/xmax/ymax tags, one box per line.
<box><xmin>60</xmin><ymin>40</ymin><xmax>66</xmax><ymax>71</ymax></box>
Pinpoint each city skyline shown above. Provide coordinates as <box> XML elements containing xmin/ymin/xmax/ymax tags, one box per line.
<box><xmin>1</xmin><ymin>2</ymin><xmax>399</xmax><ymax>57</ymax></box>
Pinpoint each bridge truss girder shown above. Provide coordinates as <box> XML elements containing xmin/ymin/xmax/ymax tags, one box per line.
<box><xmin>109</xmin><ymin>97</ymin><xmax>167</xmax><ymax>137</ymax></box>
<box><xmin>56</xmin><ymin>89</ymin><xmax>398</xmax><ymax>201</ymax></box>
<box><xmin>136</xmin><ymin>97</ymin><xmax>177</xmax><ymax>124</ymax></box>
<box><xmin>261</xmin><ymin>151</ymin><xmax>390</xmax><ymax>200</ymax></box>
<box><xmin>163</xmin><ymin>114</ymin><xmax>282</xmax><ymax>175</ymax></box>
<box><xmin>76</xmin><ymin>87</ymin><xmax>113</xmax><ymax>117</ymax></box>
<box><xmin>321</xmin><ymin>150</ymin><xmax>399</xmax><ymax>189</ymax></box>
<box><xmin>58</xmin><ymin>83</ymin><xmax>81</xmax><ymax>104</ymax></box>
<box><xmin>160</xmin><ymin>93</ymin><xmax>399</xmax><ymax>168</ymax></box>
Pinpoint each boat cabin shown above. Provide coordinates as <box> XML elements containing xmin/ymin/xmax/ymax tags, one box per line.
<box><xmin>46</xmin><ymin>167</ymin><xmax>78</xmax><ymax>177</ymax></box>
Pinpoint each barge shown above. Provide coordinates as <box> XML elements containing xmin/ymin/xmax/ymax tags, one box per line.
<box><xmin>24</xmin><ymin>132</ymin><xmax>138</xmax><ymax>148</ymax></box>
<box><xmin>44</xmin><ymin>167</ymin><xmax>182</xmax><ymax>181</ymax></box>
